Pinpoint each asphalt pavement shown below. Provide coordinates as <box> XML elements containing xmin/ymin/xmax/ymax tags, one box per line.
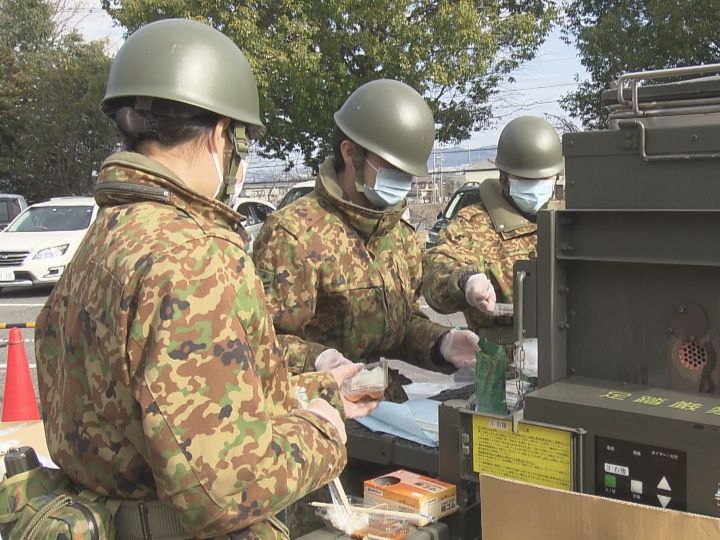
<box><xmin>0</xmin><ymin>285</ymin><xmax>467</xmax><ymax>412</ymax></box>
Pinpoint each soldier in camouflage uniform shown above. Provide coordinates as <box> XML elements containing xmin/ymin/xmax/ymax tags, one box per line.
<box><xmin>422</xmin><ymin>116</ymin><xmax>563</xmax><ymax>345</ymax></box>
<box><xmin>34</xmin><ymin>19</ymin><xmax>375</xmax><ymax>540</ymax></box>
<box><xmin>253</xmin><ymin>78</ymin><xmax>480</xmax><ymax>538</ymax></box>
<box><xmin>253</xmin><ymin>80</ymin><xmax>480</xmax><ymax>384</ymax></box>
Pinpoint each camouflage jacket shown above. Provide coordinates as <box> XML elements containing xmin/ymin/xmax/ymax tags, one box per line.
<box><xmin>35</xmin><ymin>152</ymin><xmax>347</xmax><ymax>540</ymax></box>
<box><xmin>252</xmin><ymin>158</ymin><xmax>452</xmax><ymax>374</ymax></box>
<box><xmin>422</xmin><ymin>178</ymin><xmax>537</xmax><ymax>335</ymax></box>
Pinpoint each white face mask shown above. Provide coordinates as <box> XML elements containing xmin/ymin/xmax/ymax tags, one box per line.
<box><xmin>229</xmin><ymin>156</ymin><xmax>248</xmax><ymax>208</ymax></box>
<box><xmin>363</xmin><ymin>159</ymin><xmax>413</xmax><ymax>208</ymax></box>
<box><xmin>508</xmin><ymin>176</ymin><xmax>554</xmax><ymax>214</ymax></box>
<box><xmin>210</xmin><ymin>133</ymin><xmax>224</xmax><ymax>199</ymax></box>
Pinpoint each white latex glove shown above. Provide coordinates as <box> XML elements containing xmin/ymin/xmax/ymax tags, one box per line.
<box><xmin>440</xmin><ymin>329</ymin><xmax>480</xmax><ymax>370</ymax></box>
<box><xmin>314</xmin><ymin>348</ymin><xmax>354</xmax><ymax>371</ymax></box>
<box><xmin>464</xmin><ymin>273</ymin><xmax>497</xmax><ymax>314</ymax></box>
<box><xmin>304</xmin><ymin>398</ymin><xmax>347</xmax><ymax>444</ymax></box>
<box><xmin>329</xmin><ymin>363</ymin><xmax>381</xmax><ymax>419</ymax></box>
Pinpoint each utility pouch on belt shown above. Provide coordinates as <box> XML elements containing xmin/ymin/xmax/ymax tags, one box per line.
<box><xmin>0</xmin><ymin>447</ymin><xmax>198</xmax><ymax>540</ymax></box>
<box><xmin>8</xmin><ymin>490</ymin><xmax>117</xmax><ymax>540</ymax></box>
<box><xmin>0</xmin><ymin>446</ymin><xmax>118</xmax><ymax>540</ymax></box>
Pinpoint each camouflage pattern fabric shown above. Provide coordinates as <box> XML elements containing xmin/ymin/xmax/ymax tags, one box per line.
<box><xmin>34</xmin><ymin>152</ymin><xmax>347</xmax><ymax>540</ymax></box>
<box><xmin>252</xmin><ymin>158</ymin><xmax>452</xmax><ymax>375</ymax></box>
<box><xmin>422</xmin><ymin>181</ymin><xmax>537</xmax><ymax>334</ymax></box>
<box><xmin>9</xmin><ymin>492</ymin><xmax>116</xmax><ymax>540</ymax></box>
<box><xmin>0</xmin><ymin>466</ymin><xmax>70</xmax><ymax>528</ymax></box>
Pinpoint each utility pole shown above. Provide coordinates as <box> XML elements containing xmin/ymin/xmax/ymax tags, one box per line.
<box><xmin>432</xmin><ymin>151</ymin><xmax>437</xmax><ymax>203</ymax></box>
<box><xmin>438</xmin><ymin>153</ymin><xmax>444</xmax><ymax>202</ymax></box>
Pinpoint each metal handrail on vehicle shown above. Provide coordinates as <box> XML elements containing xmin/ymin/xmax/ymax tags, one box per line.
<box><xmin>616</xmin><ymin>63</ymin><xmax>720</xmax><ymax>116</ymax></box>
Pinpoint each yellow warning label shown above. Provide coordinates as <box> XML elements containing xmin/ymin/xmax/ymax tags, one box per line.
<box><xmin>472</xmin><ymin>415</ymin><xmax>572</xmax><ymax>490</ymax></box>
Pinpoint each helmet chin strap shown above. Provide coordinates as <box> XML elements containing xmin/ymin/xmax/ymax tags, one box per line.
<box><xmin>352</xmin><ymin>145</ymin><xmax>367</xmax><ymax>194</ymax></box>
<box><xmin>209</xmin><ymin>124</ymin><xmax>250</xmax><ymax>206</ymax></box>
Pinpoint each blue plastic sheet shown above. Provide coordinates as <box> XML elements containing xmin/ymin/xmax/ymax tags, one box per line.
<box><xmin>354</xmin><ymin>398</ymin><xmax>440</xmax><ymax>447</ymax></box>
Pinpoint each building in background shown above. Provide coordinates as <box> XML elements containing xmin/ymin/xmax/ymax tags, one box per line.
<box><xmin>242</xmin><ymin>145</ymin><xmax>499</xmax><ymax>205</ymax></box>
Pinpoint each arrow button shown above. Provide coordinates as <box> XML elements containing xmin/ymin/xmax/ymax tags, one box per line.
<box><xmin>657</xmin><ymin>476</ymin><xmax>671</xmax><ymax>492</ymax></box>
<box><xmin>658</xmin><ymin>494</ymin><xmax>672</xmax><ymax>508</ymax></box>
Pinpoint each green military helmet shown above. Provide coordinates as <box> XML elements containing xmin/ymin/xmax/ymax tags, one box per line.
<box><xmin>334</xmin><ymin>79</ymin><xmax>434</xmax><ymax>177</ymax></box>
<box><xmin>494</xmin><ymin>116</ymin><xmax>562</xmax><ymax>179</ymax></box>
<box><xmin>102</xmin><ymin>18</ymin><xmax>265</xmax><ymax>137</ymax></box>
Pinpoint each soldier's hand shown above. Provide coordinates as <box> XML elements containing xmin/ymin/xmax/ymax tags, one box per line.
<box><xmin>440</xmin><ymin>329</ymin><xmax>480</xmax><ymax>370</ymax></box>
<box><xmin>305</xmin><ymin>398</ymin><xmax>348</xmax><ymax>444</ymax></box>
<box><xmin>328</xmin><ymin>363</ymin><xmax>381</xmax><ymax>420</ymax></box>
<box><xmin>315</xmin><ymin>348</ymin><xmax>354</xmax><ymax>371</ymax></box>
<box><xmin>464</xmin><ymin>273</ymin><xmax>496</xmax><ymax>314</ymax></box>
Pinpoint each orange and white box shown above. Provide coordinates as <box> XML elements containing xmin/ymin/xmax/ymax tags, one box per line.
<box><xmin>364</xmin><ymin>469</ymin><xmax>457</xmax><ymax>524</ymax></box>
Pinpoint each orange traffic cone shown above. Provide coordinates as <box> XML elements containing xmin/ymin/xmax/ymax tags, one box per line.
<box><xmin>2</xmin><ymin>327</ymin><xmax>40</xmax><ymax>421</ymax></box>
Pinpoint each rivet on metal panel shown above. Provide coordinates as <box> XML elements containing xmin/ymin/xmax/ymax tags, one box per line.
<box><xmin>666</xmin><ymin>327</ymin><xmax>674</xmax><ymax>335</ymax></box>
<box><xmin>691</xmin><ymin>134</ymin><xmax>699</xmax><ymax>142</ymax></box>
<box><xmin>569</xmin><ymin>180</ymin><xmax>575</xmax><ymax>187</ymax></box>
<box><xmin>560</xmin><ymin>244</ymin><xmax>574</xmax><ymax>254</ymax></box>
<box><xmin>623</xmin><ymin>139</ymin><xmax>632</xmax><ymax>148</ymax></box>
<box><xmin>558</xmin><ymin>285</ymin><xmax>569</xmax><ymax>295</ymax></box>
<box><xmin>567</xmin><ymin>140</ymin><xmax>574</xmax><ymax>147</ymax></box>
<box><xmin>559</xmin><ymin>320</ymin><xmax>570</xmax><ymax>331</ymax></box>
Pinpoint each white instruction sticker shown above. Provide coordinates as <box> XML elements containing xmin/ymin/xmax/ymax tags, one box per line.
<box><xmin>604</xmin><ymin>463</ymin><xmax>629</xmax><ymax>476</ymax></box>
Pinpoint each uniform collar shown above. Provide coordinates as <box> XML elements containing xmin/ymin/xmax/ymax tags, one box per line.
<box><xmin>479</xmin><ymin>178</ymin><xmax>536</xmax><ymax>240</ymax></box>
<box><xmin>315</xmin><ymin>158</ymin><xmax>406</xmax><ymax>241</ymax></box>
<box><xmin>94</xmin><ymin>151</ymin><xmax>247</xmax><ymax>239</ymax></box>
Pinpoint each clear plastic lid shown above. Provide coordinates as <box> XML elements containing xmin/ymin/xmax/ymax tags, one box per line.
<box><xmin>314</xmin><ymin>495</ymin><xmax>413</xmax><ymax>540</ymax></box>
<box><xmin>342</xmin><ymin>360</ymin><xmax>388</xmax><ymax>402</ymax></box>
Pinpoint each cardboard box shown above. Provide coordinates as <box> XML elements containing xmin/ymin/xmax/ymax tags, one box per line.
<box><xmin>480</xmin><ymin>474</ymin><xmax>720</xmax><ymax>540</ymax></box>
<box><xmin>364</xmin><ymin>470</ymin><xmax>457</xmax><ymax>524</ymax></box>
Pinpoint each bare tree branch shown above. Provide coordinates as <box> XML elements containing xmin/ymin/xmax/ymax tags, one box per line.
<box><xmin>51</xmin><ymin>0</ymin><xmax>91</xmax><ymax>41</ymax></box>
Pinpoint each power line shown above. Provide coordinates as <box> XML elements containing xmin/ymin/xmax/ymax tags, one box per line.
<box><xmin>55</xmin><ymin>9</ymin><xmax>107</xmax><ymax>13</ymax></box>
<box><xmin>504</xmin><ymin>81</ymin><xmax>579</xmax><ymax>92</ymax></box>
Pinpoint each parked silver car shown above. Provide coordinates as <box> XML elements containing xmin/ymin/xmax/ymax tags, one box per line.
<box><xmin>232</xmin><ymin>197</ymin><xmax>276</xmax><ymax>252</ymax></box>
<box><xmin>0</xmin><ymin>194</ymin><xmax>28</xmax><ymax>230</ymax></box>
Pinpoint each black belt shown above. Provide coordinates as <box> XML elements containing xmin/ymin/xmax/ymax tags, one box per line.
<box><xmin>114</xmin><ymin>500</ymin><xmax>191</xmax><ymax>540</ymax></box>
<box><xmin>113</xmin><ymin>499</ymin><xmax>255</xmax><ymax>540</ymax></box>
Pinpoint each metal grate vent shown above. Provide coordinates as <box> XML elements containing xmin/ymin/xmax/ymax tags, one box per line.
<box><xmin>677</xmin><ymin>340</ymin><xmax>708</xmax><ymax>371</ymax></box>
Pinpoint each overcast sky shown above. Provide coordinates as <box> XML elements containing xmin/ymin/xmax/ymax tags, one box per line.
<box><xmin>71</xmin><ymin>1</ymin><xmax>588</xmax><ymax>150</ymax></box>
